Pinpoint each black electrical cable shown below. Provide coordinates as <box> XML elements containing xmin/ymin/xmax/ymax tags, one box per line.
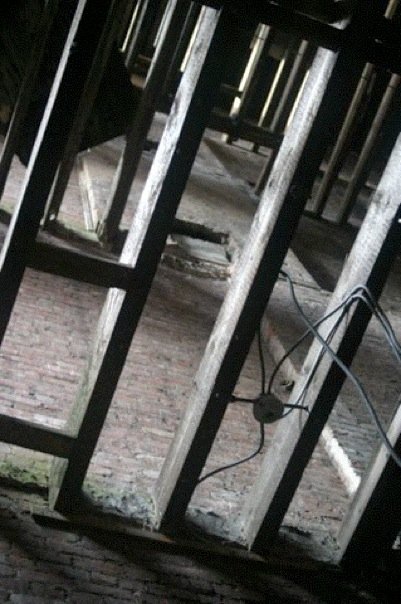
<box><xmin>280</xmin><ymin>269</ymin><xmax>401</xmax><ymax>470</ymax></box>
<box><xmin>198</xmin><ymin>271</ymin><xmax>401</xmax><ymax>485</ymax></box>
<box><xmin>197</xmin><ymin>421</ymin><xmax>265</xmax><ymax>484</ymax></box>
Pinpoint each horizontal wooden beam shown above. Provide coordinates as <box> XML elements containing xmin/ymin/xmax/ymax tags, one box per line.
<box><xmin>29</xmin><ymin>241</ymin><xmax>135</xmax><ymax>290</ymax></box>
<box><xmin>0</xmin><ymin>414</ymin><xmax>74</xmax><ymax>457</ymax></box>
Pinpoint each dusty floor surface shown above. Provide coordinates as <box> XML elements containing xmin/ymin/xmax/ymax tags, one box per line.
<box><xmin>0</xmin><ymin>115</ymin><xmax>400</xmax><ymax>562</ymax></box>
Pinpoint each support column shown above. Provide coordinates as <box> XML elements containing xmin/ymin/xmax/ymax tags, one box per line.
<box><xmin>49</xmin><ymin>6</ymin><xmax>236</xmax><ymax>512</ymax></box>
<box><xmin>0</xmin><ymin>0</ymin><xmax>120</xmax><ymax>346</ymax></box>
<box><xmin>42</xmin><ymin>1</ymin><xmax>128</xmax><ymax>226</ymax></box>
<box><xmin>154</xmin><ymin>12</ymin><xmax>367</xmax><ymax>530</ymax></box>
<box><xmin>0</xmin><ymin>0</ymin><xmax>59</xmax><ymax>199</ymax></box>
<box><xmin>338</xmin><ymin>404</ymin><xmax>401</xmax><ymax>570</ymax></box>
<box><xmin>241</xmin><ymin>132</ymin><xmax>401</xmax><ymax>551</ymax></box>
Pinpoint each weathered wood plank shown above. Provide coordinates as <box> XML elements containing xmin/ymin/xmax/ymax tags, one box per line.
<box><xmin>97</xmin><ymin>0</ymin><xmax>191</xmax><ymax>242</ymax></box>
<box><xmin>154</xmin><ymin>13</ymin><xmax>366</xmax><ymax>529</ymax></box>
<box><xmin>49</xmin><ymin>6</ymin><xmax>236</xmax><ymax>511</ymax></box>
<box><xmin>338</xmin><ymin>404</ymin><xmax>401</xmax><ymax>569</ymax></box>
<box><xmin>162</xmin><ymin>1</ymin><xmax>202</xmax><ymax>98</ymax></box>
<box><xmin>0</xmin><ymin>0</ymin><xmax>120</xmax><ymax>346</ymax></box>
<box><xmin>0</xmin><ymin>0</ymin><xmax>59</xmax><ymax>199</ymax></box>
<box><xmin>29</xmin><ymin>241</ymin><xmax>135</xmax><ymax>290</ymax></box>
<box><xmin>241</xmin><ymin>132</ymin><xmax>401</xmax><ymax>551</ymax></box>
<box><xmin>42</xmin><ymin>0</ymin><xmax>128</xmax><ymax>225</ymax></box>
<box><xmin>336</xmin><ymin>73</ymin><xmax>401</xmax><ymax>224</ymax></box>
<box><xmin>0</xmin><ymin>414</ymin><xmax>74</xmax><ymax>457</ymax></box>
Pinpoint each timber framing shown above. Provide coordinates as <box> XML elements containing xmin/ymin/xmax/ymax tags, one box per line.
<box><xmin>154</xmin><ymin>11</ymin><xmax>366</xmax><ymax>529</ymax></box>
<box><xmin>49</xmin><ymin>6</ymin><xmax>238</xmax><ymax>512</ymax></box>
<box><xmin>0</xmin><ymin>0</ymin><xmax>400</xmax><ymax>578</ymax></box>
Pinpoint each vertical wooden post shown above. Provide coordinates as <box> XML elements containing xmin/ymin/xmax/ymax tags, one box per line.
<box><xmin>336</xmin><ymin>73</ymin><xmax>401</xmax><ymax>224</ymax></box>
<box><xmin>162</xmin><ymin>1</ymin><xmax>201</xmax><ymax>99</ymax></box>
<box><xmin>0</xmin><ymin>0</ymin><xmax>118</xmax><ymax>346</ymax></box>
<box><xmin>0</xmin><ymin>0</ymin><xmax>59</xmax><ymax>199</ymax></box>
<box><xmin>254</xmin><ymin>41</ymin><xmax>316</xmax><ymax>195</ymax></box>
<box><xmin>269</xmin><ymin>40</ymin><xmax>316</xmax><ymax>135</ymax></box>
<box><xmin>310</xmin><ymin>63</ymin><xmax>374</xmax><ymax>216</ymax></box>
<box><xmin>97</xmin><ymin>0</ymin><xmax>191</xmax><ymax>243</ymax></box>
<box><xmin>154</xmin><ymin>15</ymin><xmax>367</xmax><ymax>530</ymax></box>
<box><xmin>338</xmin><ymin>404</ymin><xmax>401</xmax><ymax>570</ymax></box>
<box><xmin>49</xmin><ymin>6</ymin><xmax>236</xmax><ymax>512</ymax></box>
<box><xmin>311</xmin><ymin>0</ymin><xmax>399</xmax><ymax>218</ymax></box>
<box><xmin>125</xmin><ymin>0</ymin><xmax>162</xmax><ymax>72</ymax></box>
<box><xmin>241</xmin><ymin>133</ymin><xmax>401</xmax><ymax>552</ymax></box>
<box><xmin>41</xmin><ymin>1</ymin><xmax>128</xmax><ymax>226</ymax></box>
<box><xmin>223</xmin><ymin>25</ymin><xmax>275</xmax><ymax>144</ymax></box>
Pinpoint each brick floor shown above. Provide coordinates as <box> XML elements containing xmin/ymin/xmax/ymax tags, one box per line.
<box><xmin>0</xmin><ymin>121</ymin><xmax>400</xmax><ymax>561</ymax></box>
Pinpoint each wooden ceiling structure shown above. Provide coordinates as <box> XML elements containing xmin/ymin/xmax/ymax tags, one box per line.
<box><xmin>0</xmin><ymin>0</ymin><xmax>400</xmax><ymax>576</ymax></box>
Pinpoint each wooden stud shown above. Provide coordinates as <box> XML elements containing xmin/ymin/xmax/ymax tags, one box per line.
<box><xmin>0</xmin><ymin>0</ymin><xmax>59</xmax><ymax>200</ymax></box>
<box><xmin>97</xmin><ymin>0</ymin><xmax>191</xmax><ymax>243</ymax></box>
<box><xmin>254</xmin><ymin>41</ymin><xmax>316</xmax><ymax>195</ymax></box>
<box><xmin>162</xmin><ymin>1</ymin><xmax>202</xmax><ymax>98</ymax></box>
<box><xmin>241</xmin><ymin>132</ymin><xmax>401</xmax><ymax>552</ymax></box>
<box><xmin>0</xmin><ymin>0</ymin><xmax>118</xmax><ymax>347</ymax></box>
<box><xmin>29</xmin><ymin>241</ymin><xmax>136</xmax><ymax>290</ymax></box>
<box><xmin>49</xmin><ymin>6</ymin><xmax>236</xmax><ymax>512</ymax></box>
<box><xmin>310</xmin><ymin>63</ymin><xmax>374</xmax><ymax>216</ymax></box>
<box><xmin>269</xmin><ymin>40</ymin><xmax>316</xmax><ymax>135</ymax></box>
<box><xmin>154</xmin><ymin>13</ymin><xmax>367</xmax><ymax>530</ymax></box>
<box><xmin>223</xmin><ymin>25</ymin><xmax>274</xmax><ymax>144</ymax></box>
<box><xmin>42</xmin><ymin>1</ymin><xmax>128</xmax><ymax>226</ymax></box>
<box><xmin>338</xmin><ymin>404</ymin><xmax>401</xmax><ymax>569</ymax></box>
<box><xmin>336</xmin><ymin>73</ymin><xmax>401</xmax><ymax>224</ymax></box>
<box><xmin>312</xmin><ymin>0</ymin><xmax>400</xmax><ymax>218</ymax></box>
<box><xmin>125</xmin><ymin>0</ymin><xmax>163</xmax><ymax>72</ymax></box>
<box><xmin>0</xmin><ymin>414</ymin><xmax>74</xmax><ymax>457</ymax></box>
<box><xmin>256</xmin><ymin>37</ymin><xmax>301</xmax><ymax>133</ymax></box>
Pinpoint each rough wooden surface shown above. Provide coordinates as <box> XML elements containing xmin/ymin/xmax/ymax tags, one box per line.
<box><xmin>49</xmin><ymin>7</ymin><xmax>237</xmax><ymax>512</ymax></box>
<box><xmin>242</xmin><ymin>133</ymin><xmax>401</xmax><ymax>551</ymax></box>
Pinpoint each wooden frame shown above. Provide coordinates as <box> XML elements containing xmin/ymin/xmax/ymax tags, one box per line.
<box><xmin>49</xmin><ymin>6</ymin><xmax>239</xmax><ymax>512</ymax></box>
<box><xmin>0</xmin><ymin>0</ymin><xmax>400</xmax><ymax>573</ymax></box>
<box><xmin>154</xmin><ymin>15</ymin><xmax>366</xmax><ymax>529</ymax></box>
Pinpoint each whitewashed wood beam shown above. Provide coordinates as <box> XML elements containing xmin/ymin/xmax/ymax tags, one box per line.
<box><xmin>49</xmin><ymin>6</ymin><xmax>236</xmax><ymax>512</ymax></box>
<box><xmin>242</xmin><ymin>132</ymin><xmax>401</xmax><ymax>552</ymax></box>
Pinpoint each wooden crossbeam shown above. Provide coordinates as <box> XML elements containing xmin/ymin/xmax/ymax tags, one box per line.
<box><xmin>0</xmin><ymin>0</ymin><xmax>122</xmax><ymax>347</ymax></box>
<box><xmin>209</xmin><ymin>110</ymin><xmax>282</xmax><ymax>148</ymax></box>
<box><xmin>49</xmin><ymin>6</ymin><xmax>237</xmax><ymax>512</ymax></box>
<box><xmin>0</xmin><ymin>414</ymin><xmax>74</xmax><ymax>458</ymax></box>
<box><xmin>153</xmin><ymin>13</ymin><xmax>366</xmax><ymax>530</ymax></box>
<box><xmin>241</xmin><ymin>134</ymin><xmax>401</xmax><ymax>552</ymax></box>
<box><xmin>29</xmin><ymin>241</ymin><xmax>135</xmax><ymax>290</ymax></box>
<box><xmin>0</xmin><ymin>0</ymin><xmax>59</xmax><ymax>199</ymax></box>
<box><xmin>338</xmin><ymin>404</ymin><xmax>401</xmax><ymax>569</ymax></box>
